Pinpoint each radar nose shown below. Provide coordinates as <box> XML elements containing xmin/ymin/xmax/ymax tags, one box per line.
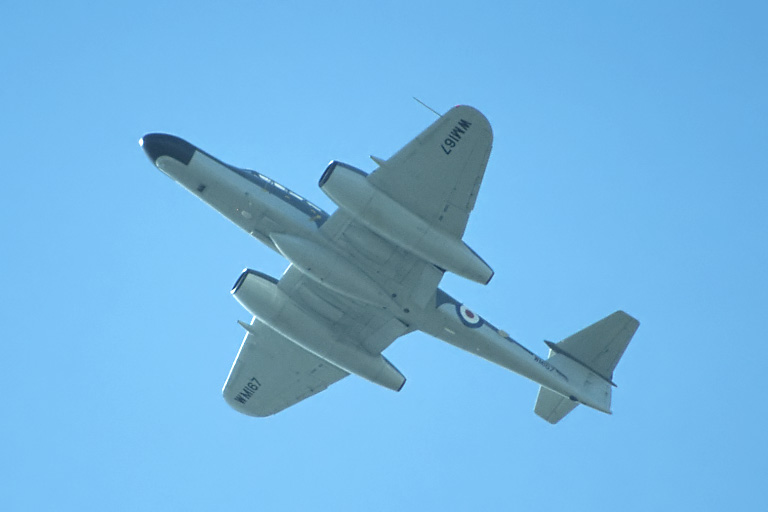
<box><xmin>139</xmin><ymin>133</ymin><xmax>196</xmax><ymax>165</ymax></box>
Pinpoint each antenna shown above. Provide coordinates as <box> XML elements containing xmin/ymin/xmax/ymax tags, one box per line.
<box><xmin>412</xmin><ymin>97</ymin><xmax>442</xmax><ymax>117</ymax></box>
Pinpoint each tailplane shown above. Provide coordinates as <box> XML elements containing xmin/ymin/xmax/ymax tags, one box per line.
<box><xmin>535</xmin><ymin>387</ymin><xmax>579</xmax><ymax>423</ymax></box>
<box><xmin>534</xmin><ymin>311</ymin><xmax>640</xmax><ymax>424</ymax></box>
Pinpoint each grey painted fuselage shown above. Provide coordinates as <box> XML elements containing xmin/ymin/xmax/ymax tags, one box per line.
<box><xmin>141</xmin><ymin>132</ymin><xmax>635</xmax><ymax>419</ymax></box>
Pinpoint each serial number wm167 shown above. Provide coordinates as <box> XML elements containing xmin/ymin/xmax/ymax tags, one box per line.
<box><xmin>441</xmin><ymin>119</ymin><xmax>472</xmax><ymax>155</ymax></box>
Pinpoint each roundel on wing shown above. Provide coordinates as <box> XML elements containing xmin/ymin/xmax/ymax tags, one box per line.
<box><xmin>457</xmin><ymin>304</ymin><xmax>483</xmax><ymax>328</ymax></box>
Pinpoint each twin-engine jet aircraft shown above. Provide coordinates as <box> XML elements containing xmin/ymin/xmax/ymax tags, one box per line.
<box><xmin>140</xmin><ymin>106</ymin><xmax>639</xmax><ymax>423</ymax></box>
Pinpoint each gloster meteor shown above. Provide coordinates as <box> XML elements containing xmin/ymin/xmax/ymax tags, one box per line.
<box><xmin>140</xmin><ymin>106</ymin><xmax>639</xmax><ymax>423</ymax></box>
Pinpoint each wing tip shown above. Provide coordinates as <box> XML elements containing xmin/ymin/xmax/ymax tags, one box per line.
<box><xmin>222</xmin><ymin>392</ymin><xmax>277</xmax><ymax>418</ymax></box>
<box><xmin>449</xmin><ymin>105</ymin><xmax>492</xmax><ymax>134</ymax></box>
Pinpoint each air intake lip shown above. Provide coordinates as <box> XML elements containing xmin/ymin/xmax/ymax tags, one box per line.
<box><xmin>231</xmin><ymin>269</ymin><xmax>279</xmax><ymax>295</ymax></box>
<box><xmin>319</xmin><ymin>161</ymin><xmax>367</xmax><ymax>188</ymax></box>
<box><xmin>318</xmin><ymin>161</ymin><xmax>338</xmax><ymax>188</ymax></box>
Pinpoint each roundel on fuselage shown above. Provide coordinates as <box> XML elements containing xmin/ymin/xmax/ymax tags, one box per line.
<box><xmin>457</xmin><ymin>304</ymin><xmax>483</xmax><ymax>328</ymax></box>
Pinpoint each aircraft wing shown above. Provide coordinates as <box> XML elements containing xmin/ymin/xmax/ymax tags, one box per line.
<box><xmin>222</xmin><ymin>267</ymin><xmax>418</xmax><ymax>416</ymax></box>
<box><xmin>367</xmin><ymin>105</ymin><xmax>493</xmax><ymax>238</ymax></box>
<box><xmin>223</xmin><ymin>317</ymin><xmax>348</xmax><ymax>417</ymax></box>
<box><xmin>223</xmin><ymin>205</ymin><xmax>445</xmax><ymax>416</ymax></box>
<box><xmin>222</xmin><ymin>108</ymin><xmax>490</xmax><ymax>416</ymax></box>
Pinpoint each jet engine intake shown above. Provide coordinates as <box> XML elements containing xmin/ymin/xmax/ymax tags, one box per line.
<box><xmin>318</xmin><ymin>161</ymin><xmax>493</xmax><ymax>284</ymax></box>
<box><xmin>231</xmin><ymin>269</ymin><xmax>406</xmax><ymax>391</ymax></box>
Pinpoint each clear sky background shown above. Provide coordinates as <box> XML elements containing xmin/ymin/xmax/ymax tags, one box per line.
<box><xmin>2</xmin><ymin>1</ymin><xmax>766</xmax><ymax>510</ymax></box>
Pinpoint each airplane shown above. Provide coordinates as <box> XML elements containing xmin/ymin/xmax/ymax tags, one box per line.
<box><xmin>140</xmin><ymin>105</ymin><xmax>639</xmax><ymax>424</ymax></box>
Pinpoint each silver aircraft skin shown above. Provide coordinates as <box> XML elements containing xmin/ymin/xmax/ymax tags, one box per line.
<box><xmin>140</xmin><ymin>106</ymin><xmax>639</xmax><ymax>423</ymax></box>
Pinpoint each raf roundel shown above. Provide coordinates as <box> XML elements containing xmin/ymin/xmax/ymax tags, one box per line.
<box><xmin>458</xmin><ymin>304</ymin><xmax>483</xmax><ymax>328</ymax></box>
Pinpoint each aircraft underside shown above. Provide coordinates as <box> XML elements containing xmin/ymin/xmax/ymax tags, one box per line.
<box><xmin>140</xmin><ymin>105</ymin><xmax>639</xmax><ymax>423</ymax></box>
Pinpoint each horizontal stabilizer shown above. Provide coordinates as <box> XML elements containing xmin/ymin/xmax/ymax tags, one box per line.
<box><xmin>554</xmin><ymin>311</ymin><xmax>639</xmax><ymax>384</ymax></box>
<box><xmin>534</xmin><ymin>311</ymin><xmax>640</xmax><ymax>423</ymax></box>
<box><xmin>534</xmin><ymin>387</ymin><xmax>579</xmax><ymax>424</ymax></box>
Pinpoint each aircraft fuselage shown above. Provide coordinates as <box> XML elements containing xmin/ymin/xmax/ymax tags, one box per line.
<box><xmin>145</xmin><ymin>134</ymin><xmax>328</xmax><ymax>253</ymax></box>
<box><xmin>140</xmin><ymin>131</ymin><xmax>635</xmax><ymax>419</ymax></box>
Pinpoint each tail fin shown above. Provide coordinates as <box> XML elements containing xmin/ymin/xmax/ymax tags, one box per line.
<box><xmin>534</xmin><ymin>311</ymin><xmax>640</xmax><ymax>424</ymax></box>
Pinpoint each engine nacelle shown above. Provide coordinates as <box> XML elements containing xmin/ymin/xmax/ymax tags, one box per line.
<box><xmin>231</xmin><ymin>269</ymin><xmax>406</xmax><ymax>391</ymax></box>
<box><xmin>319</xmin><ymin>161</ymin><xmax>493</xmax><ymax>285</ymax></box>
<box><xmin>269</xmin><ymin>233</ymin><xmax>399</xmax><ymax>310</ymax></box>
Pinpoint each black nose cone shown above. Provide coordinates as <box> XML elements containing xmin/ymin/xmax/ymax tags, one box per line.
<box><xmin>140</xmin><ymin>133</ymin><xmax>196</xmax><ymax>165</ymax></box>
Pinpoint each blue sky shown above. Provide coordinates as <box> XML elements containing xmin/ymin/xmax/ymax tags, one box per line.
<box><xmin>2</xmin><ymin>1</ymin><xmax>766</xmax><ymax>510</ymax></box>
